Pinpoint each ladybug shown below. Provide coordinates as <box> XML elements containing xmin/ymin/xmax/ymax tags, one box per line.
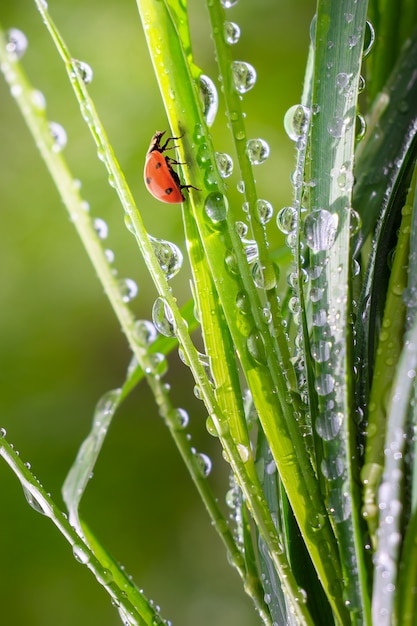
<box><xmin>144</xmin><ymin>130</ymin><xmax>199</xmax><ymax>203</ymax></box>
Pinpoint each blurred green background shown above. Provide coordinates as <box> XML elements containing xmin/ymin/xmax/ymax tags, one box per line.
<box><xmin>0</xmin><ymin>0</ymin><xmax>312</xmax><ymax>624</ymax></box>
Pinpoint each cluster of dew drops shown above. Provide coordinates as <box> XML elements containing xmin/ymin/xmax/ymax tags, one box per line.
<box><xmin>199</xmin><ymin>0</ymin><xmax>274</xmax><ymax>244</ymax></box>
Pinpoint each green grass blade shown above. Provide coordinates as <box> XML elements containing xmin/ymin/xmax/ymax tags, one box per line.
<box><xmin>301</xmin><ymin>1</ymin><xmax>371</xmax><ymax>621</ymax></box>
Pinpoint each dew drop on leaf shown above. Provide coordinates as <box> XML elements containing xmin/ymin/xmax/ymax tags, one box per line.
<box><xmin>193</xmin><ymin>450</ymin><xmax>212</xmax><ymax>477</ymax></box>
<box><xmin>172</xmin><ymin>408</ymin><xmax>189</xmax><ymax>430</ymax></box>
<box><xmin>72</xmin><ymin>59</ymin><xmax>94</xmax><ymax>84</ymax></box>
<box><xmin>277</xmin><ymin>206</ymin><xmax>297</xmax><ymax>234</ymax></box>
<box><xmin>246</xmin><ymin>138</ymin><xmax>270</xmax><ymax>165</ymax></box>
<box><xmin>224</xmin><ymin>21</ymin><xmax>241</xmax><ymax>45</ymax></box>
<box><xmin>246</xmin><ymin>329</ymin><xmax>267</xmax><ymax>365</ymax></box>
<box><xmin>149</xmin><ymin>236</ymin><xmax>183</xmax><ymax>279</ymax></box>
<box><xmin>73</xmin><ymin>543</ymin><xmax>91</xmax><ymax>564</ymax></box>
<box><xmin>314</xmin><ymin>373</ymin><xmax>335</xmax><ymax>396</ymax></box>
<box><xmin>204</xmin><ymin>191</ymin><xmax>228</xmax><ymax>223</ymax></box>
<box><xmin>134</xmin><ymin>320</ymin><xmax>157</xmax><ymax>347</ymax></box>
<box><xmin>215</xmin><ymin>152</ymin><xmax>234</xmax><ymax>178</ymax></box>
<box><xmin>49</xmin><ymin>121</ymin><xmax>67</xmax><ymax>152</ymax></box>
<box><xmin>118</xmin><ymin>278</ymin><xmax>138</xmax><ymax>303</ymax></box>
<box><xmin>221</xmin><ymin>0</ymin><xmax>239</xmax><ymax>8</ymax></box>
<box><xmin>93</xmin><ymin>217</ymin><xmax>109</xmax><ymax>239</ymax></box>
<box><xmin>6</xmin><ymin>28</ymin><xmax>28</xmax><ymax>59</ymax></box>
<box><xmin>256</xmin><ymin>199</ymin><xmax>274</xmax><ymax>224</ymax></box>
<box><xmin>283</xmin><ymin>104</ymin><xmax>310</xmax><ymax>141</ymax></box>
<box><xmin>199</xmin><ymin>74</ymin><xmax>218</xmax><ymax>127</ymax></box>
<box><xmin>152</xmin><ymin>297</ymin><xmax>176</xmax><ymax>337</ymax></box>
<box><xmin>304</xmin><ymin>209</ymin><xmax>338</xmax><ymax>253</ymax></box>
<box><xmin>232</xmin><ymin>61</ymin><xmax>257</xmax><ymax>94</ymax></box>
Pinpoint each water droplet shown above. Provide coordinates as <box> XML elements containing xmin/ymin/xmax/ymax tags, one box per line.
<box><xmin>149</xmin><ymin>236</ymin><xmax>183</xmax><ymax>279</ymax></box>
<box><xmin>73</xmin><ymin>543</ymin><xmax>90</xmax><ymax>564</ymax></box>
<box><xmin>335</xmin><ymin>72</ymin><xmax>351</xmax><ymax>91</ymax></box>
<box><xmin>22</xmin><ymin>485</ymin><xmax>50</xmax><ymax>516</ymax></box>
<box><xmin>314</xmin><ymin>373</ymin><xmax>335</xmax><ymax>396</ymax></box>
<box><xmin>221</xmin><ymin>0</ymin><xmax>239</xmax><ymax>8</ymax></box>
<box><xmin>315</xmin><ymin>411</ymin><xmax>343</xmax><ymax>440</ymax></box>
<box><xmin>252</xmin><ymin>262</ymin><xmax>277</xmax><ymax>290</ymax></box>
<box><xmin>104</xmin><ymin>249</ymin><xmax>115</xmax><ymax>263</ymax></box>
<box><xmin>204</xmin><ymin>192</ymin><xmax>228</xmax><ymax>223</ymax></box>
<box><xmin>152</xmin><ymin>297</ymin><xmax>176</xmax><ymax>337</ymax></box>
<box><xmin>193</xmin><ymin>450</ymin><xmax>212</xmax><ymax>477</ymax></box>
<box><xmin>31</xmin><ymin>89</ymin><xmax>47</xmax><ymax>111</ymax></box>
<box><xmin>327</xmin><ymin>115</ymin><xmax>352</xmax><ymax>138</ymax></box>
<box><xmin>311</xmin><ymin>340</ymin><xmax>331</xmax><ymax>363</ymax></box>
<box><xmin>215</xmin><ymin>152</ymin><xmax>233</xmax><ymax>178</ymax></box>
<box><xmin>134</xmin><ymin>320</ymin><xmax>157</xmax><ymax>347</ymax></box>
<box><xmin>49</xmin><ymin>121</ymin><xmax>67</xmax><ymax>152</ymax></box>
<box><xmin>232</xmin><ymin>61</ymin><xmax>257</xmax><ymax>94</ymax></box>
<box><xmin>145</xmin><ymin>352</ymin><xmax>167</xmax><ymax>377</ymax></box>
<box><xmin>199</xmin><ymin>74</ymin><xmax>218</xmax><ymax>127</ymax></box>
<box><xmin>277</xmin><ymin>206</ymin><xmax>297</xmax><ymax>234</ymax></box>
<box><xmin>72</xmin><ymin>59</ymin><xmax>94</xmax><ymax>84</ymax></box>
<box><xmin>237</xmin><ymin>180</ymin><xmax>245</xmax><ymax>194</ymax></box>
<box><xmin>237</xmin><ymin>443</ymin><xmax>250</xmax><ymax>462</ymax></box>
<box><xmin>224</xmin><ymin>21</ymin><xmax>241</xmax><ymax>45</ymax></box>
<box><xmin>363</xmin><ymin>20</ymin><xmax>375</xmax><ymax>57</ymax></box>
<box><xmin>0</xmin><ymin>427</ymin><xmax>6</xmax><ymax>438</ymax></box>
<box><xmin>304</xmin><ymin>209</ymin><xmax>338</xmax><ymax>253</ymax></box>
<box><xmin>93</xmin><ymin>217</ymin><xmax>109</xmax><ymax>239</ymax></box>
<box><xmin>284</xmin><ymin>104</ymin><xmax>310</xmax><ymax>141</ymax></box>
<box><xmin>242</xmin><ymin>239</ymin><xmax>259</xmax><ymax>264</ymax></box>
<box><xmin>256</xmin><ymin>199</ymin><xmax>274</xmax><ymax>224</ymax></box>
<box><xmin>172</xmin><ymin>408</ymin><xmax>189</xmax><ymax>430</ymax></box>
<box><xmin>331</xmin><ymin>162</ymin><xmax>354</xmax><ymax>191</ymax></box>
<box><xmin>355</xmin><ymin>113</ymin><xmax>366</xmax><ymax>141</ymax></box>
<box><xmin>246</xmin><ymin>330</ymin><xmax>267</xmax><ymax>365</ymax></box>
<box><xmin>6</xmin><ymin>28</ymin><xmax>28</xmax><ymax>60</ymax></box>
<box><xmin>246</xmin><ymin>138</ymin><xmax>270</xmax><ymax>165</ymax></box>
<box><xmin>321</xmin><ymin>456</ymin><xmax>344</xmax><ymax>480</ymax></box>
<box><xmin>235</xmin><ymin>221</ymin><xmax>248</xmax><ymax>238</ymax></box>
<box><xmin>118</xmin><ymin>278</ymin><xmax>138</xmax><ymax>302</ymax></box>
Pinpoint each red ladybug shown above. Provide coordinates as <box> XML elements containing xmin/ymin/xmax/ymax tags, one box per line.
<box><xmin>144</xmin><ymin>130</ymin><xmax>199</xmax><ymax>203</ymax></box>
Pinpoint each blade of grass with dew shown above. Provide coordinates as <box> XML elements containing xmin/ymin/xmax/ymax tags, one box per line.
<box><xmin>30</xmin><ymin>4</ymin><xmax>314</xmax><ymax>622</ymax></box>
<box><xmin>144</xmin><ymin>2</ymin><xmax>351</xmax><ymax>621</ymax></box>
<box><xmin>371</xmin><ymin>314</ymin><xmax>417</xmax><ymax>625</ymax></box>
<box><xmin>302</xmin><ymin>1</ymin><xmax>371</xmax><ymax>622</ymax></box>
<box><xmin>367</xmin><ymin>0</ymin><xmax>417</xmax><ymax>104</ymax></box>
<box><xmin>0</xmin><ymin>434</ymin><xmax>151</xmax><ymax>626</ymax></box>
<box><xmin>2</xmin><ymin>14</ymin><xmax>260</xmax><ymax>620</ymax></box>
<box><xmin>137</xmin><ymin>0</ymin><xmax>350</xmax><ymax>621</ymax></box>
<box><xmin>353</xmin><ymin>28</ymin><xmax>417</xmax><ymax>257</ymax></box>
<box><xmin>361</xmin><ymin>171</ymin><xmax>413</xmax><ymax>545</ymax></box>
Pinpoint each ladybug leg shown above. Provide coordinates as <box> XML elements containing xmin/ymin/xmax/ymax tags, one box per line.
<box><xmin>160</xmin><ymin>132</ymin><xmax>185</xmax><ymax>152</ymax></box>
<box><xmin>181</xmin><ymin>184</ymin><xmax>201</xmax><ymax>193</ymax></box>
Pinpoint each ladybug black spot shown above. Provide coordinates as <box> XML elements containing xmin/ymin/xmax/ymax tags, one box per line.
<box><xmin>155</xmin><ymin>162</ymin><xmax>162</xmax><ymax>170</ymax></box>
<box><xmin>146</xmin><ymin>176</ymin><xmax>152</xmax><ymax>184</ymax></box>
<box><xmin>165</xmin><ymin>188</ymin><xmax>174</xmax><ymax>195</ymax></box>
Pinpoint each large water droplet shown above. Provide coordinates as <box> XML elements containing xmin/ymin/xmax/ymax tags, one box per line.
<box><xmin>134</xmin><ymin>320</ymin><xmax>157</xmax><ymax>347</ymax></box>
<box><xmin>246</xmin><ymin>329</ymin><xmax>267</xmax><ymax>365</ymax></box>
<box><xmin>152</xmin><ymin>297</ymin><xmax>176</xmax><ymax>337</ymax></box>
<box><xmin>22</xmin><ymin>485</ymin><xmax>50</xmax><ymax>516</ymax></box>
<box><xmin>232</xmin><ymin>61</ymin><xmax>257</xmax><ymax>94</ymax></box>
<box><xmin>314</xmin><ymin>373</ymin><xmax>335</xmax><ymax>396</ymax></box>
<box><xmin>321</xmin><ymin>456</ymin><xmax>344</xmax><ymax>480</ymax></box>
<box><xmin>256</xmin><ymin>199</ymin><xmax>274</xmax><ymax>225</ymax></box>
<box><xmin>311</xmin><ymin>340</ymin><xmax>331</xmax><ymax>363</ymax></box>
<box><xmin>72</xmin><ymin>59</ymin><xmax>94</xmax><ymax>84</ymax></box>
<box><xmin>246</xmin><ymin>138</ymin><xmax>270</xmax><ymax>165</ymax></box>
<box><xmin>327</xmin><ymin>115</ymin><xmax>352</xmax><ymax>138</ymax></box>
<box><xmin>224</xmin><ymin>21</ymin><xmax>241</xmax><ymax>45</ymax></box>
<box><xmin>172</xmin><ymin>408</ymin><xmax>189</xmax><ymax>430</ymax></box>
<box><xmin>304</xmin><ymin>209</ymin><xmax>338</xmax><ymax>253</ymax></box>
<box><xmin>6</xmin><ymin>28</ymin><xmax>28</xmax><ymax>60</ymax></box>
<box><xmin>315</xmin><ymin>410</ymin><xmax>343</xmax><ymax>441</ymax></box>
<box><xmin>204</xmin><ymin>192</ymin><xmax>228</xmax><ymax>223</ymax></box>
<box><xmin>199</xmin><ymin>74</ymin><xmax>218</xmax><ymax>127</ymax></box>
<box><xmin>277</xmin><ymin>206</ymin><xmax>297</xmax><ymax>234</ymax></box>
<box><xmin>118</xmin><ymin>278</ymin><xmax>138</xmax><ymax>302</ymax></box>
<box><xmin>363</xmin><ymin>20</ymin><xmax>376</xmax><ymax>57</ymax></box>
<box><xmin>73</xmin><ymin>543</ymin><xmax>91</xmax><ymax>564</ymax></box>
<box><xmin>215</xmin><ymin>152</ymin><xmax>233</xmax><ymax>178</ymax></box>
<box><xmin>193</xmin><ymin>450</ymin><xmax>212</xmax><ymax>477</ymax></box>
<box><xmin>284</xmin><ymin>105</ymin><xmax>310</xmax><ymax>141</ymax></box>
<box><xmin>149</xmin><ymin>236</ymin><xmax>183</xmax><ymax>279</ymax></box>
<box><xmin>49</xmin><ymin>121</ymin><xmax>67</xmax><ymax>152</ymax></box>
